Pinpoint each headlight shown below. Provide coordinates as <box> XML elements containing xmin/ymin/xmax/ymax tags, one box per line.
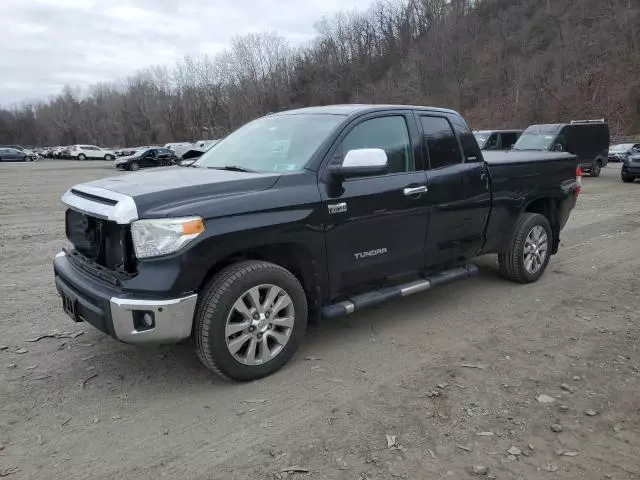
<box><xmin>131</xmin><ymin>216</ymin><xmax>205</xmax><ymax>259</ymax></box>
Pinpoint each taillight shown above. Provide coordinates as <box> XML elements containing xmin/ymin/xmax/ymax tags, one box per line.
<box><xmin>575</xmin><ymin>167</ymin><xmax>582</xmax><ymax>195</ymax></box>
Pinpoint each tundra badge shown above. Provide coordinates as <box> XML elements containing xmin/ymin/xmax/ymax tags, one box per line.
<box><xmin>354</xmin><ymin>248</ymin><xmax>388</xmax><ymax>260</ymax></box>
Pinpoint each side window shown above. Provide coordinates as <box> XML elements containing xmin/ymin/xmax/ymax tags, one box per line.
<box><xmin>561</xmin><ymin>127</ymin><xmax>575</xmax><ymax>153</ymax></box>
<box><xmin>502</xmin><ymin>133</ymin><xmax>519</xmax><ymax>149</ymax></box>
<box><xmin>485</xmin><ymin>134</ymin><xmax>499</xmax><ymax>150</ymax></box>
<box><xmin>341</xmin><ymin>116</ymin><xmax>412</xmax><ymax>174</ymax></box>
<box><xmin>420</xmin><ymin>116</ymin><xmax>463</xmax><ymax>169</ymax></box>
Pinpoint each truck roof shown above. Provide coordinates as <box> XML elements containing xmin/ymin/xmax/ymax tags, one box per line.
<box><xmin>525</xmin><ymin>121</ymin><xmax>607</xmax><ymax>133</ymax></box>
<box><xmin>274</xmin><ymin>104</ymin><xmax>459</xmax><ymax>117</ymax></box>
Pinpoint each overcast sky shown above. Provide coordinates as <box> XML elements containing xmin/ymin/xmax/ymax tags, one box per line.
<box><xmin>0</xmin><ymin>0</ymin><xmax>372</xmax><ymax>106</ymax></box>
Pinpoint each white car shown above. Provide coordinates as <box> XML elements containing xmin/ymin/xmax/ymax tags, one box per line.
<box><xmin>70</xmin><ymin>145</ymin><xmax>116</xmax><ymax>161</ymax></box>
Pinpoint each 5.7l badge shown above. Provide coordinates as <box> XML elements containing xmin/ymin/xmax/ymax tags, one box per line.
<box><xmin>328</xmin><ymin>202</ymin><xmax>347</xmax><ymax>214</ymax></box>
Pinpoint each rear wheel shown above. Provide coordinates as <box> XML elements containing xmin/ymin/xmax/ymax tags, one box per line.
<box><xmin>590</xmin><ymin>161</ymin><xmax>602</xmax><ymax>177</ymax></box>
<box><xmin>621</xmin><ymin>172</ymin><xmax>635</xmax><ymax>183</ymax></box>
<box><xmin>498</xmin><ymin>213</ymin><xmax>552</xmax><ymax>284</ymax></box>
<box><xmin>193</xmin><ymin>261</ymin><xmax>307</xmax><ymax>381</ymax></box>
<box><xmin>77</xmin><ymin>154</ymin><xmax>86</xmax><ymax>161</ymax></box>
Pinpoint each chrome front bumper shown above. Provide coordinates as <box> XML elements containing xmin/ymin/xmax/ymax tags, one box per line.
<box><xmin>110</xmin><ymin>294</ymin><xmax>198</xmax><ymax>344</ymax></box>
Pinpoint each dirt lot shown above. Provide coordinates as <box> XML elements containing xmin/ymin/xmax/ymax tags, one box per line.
<box><xmin>1</xmin><ymin>160</ymin><xmax>639</xmax><ymax>480</ymax></box>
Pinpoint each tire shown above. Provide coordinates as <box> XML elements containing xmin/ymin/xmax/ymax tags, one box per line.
<box><xmin>77</xmin><ymin>154</ymin><xmax>86</xmax><ymax>161</ymax></box>
<box><xmin>104</xmin><ymin>154</ymin><xmax>114</xmax><ymax>161</ymax></box>
<box><xmin>129</xmin><ymin>161</ymin><xmax>140</xmax><ymax>171</ymax></box>
<box><xmin>621</xmin><ymin>173</ymin><xmax>635</xmax><ymax>183</ymax></box>
<box><xmin>498</xmin><ymin>213</ymin><xmax>552</xmax><ymax>284</ymax></box>
<box><xmin>590</xmin><ymin>161</ymin><xmax>601</xmax><ymax>177</ymax></box>
<box><xmin>193</xmin><ymin>260</ymin><xmax>307</xmax><ymax>381</ymax></box>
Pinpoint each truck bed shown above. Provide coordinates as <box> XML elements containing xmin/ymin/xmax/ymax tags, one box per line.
<box><xmin>481</xmin><ymin>150</ymin><xmax>578</xmax><ymax>254</ymax></box>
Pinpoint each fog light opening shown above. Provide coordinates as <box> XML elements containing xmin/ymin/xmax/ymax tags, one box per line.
<box><xmin>133</xmin><ymin>310</ymin><xmax>156</xmax><ymax>331</ymax></box>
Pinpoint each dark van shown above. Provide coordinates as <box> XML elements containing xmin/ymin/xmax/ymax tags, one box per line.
<box><xmin>474</xmin><ymin>130</ymin><xmax>523</xmax><ymax>151</ymax></box>
<box><xmin>513</xmin><ymin>119</ymin><xmax>610</xmax><ymax>177</ymax></box>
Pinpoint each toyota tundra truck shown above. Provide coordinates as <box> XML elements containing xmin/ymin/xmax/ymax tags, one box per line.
<box><xmin>53</xmin><ymin>105</ymin><xmax>581</xmax><ymax>381</ymax></box>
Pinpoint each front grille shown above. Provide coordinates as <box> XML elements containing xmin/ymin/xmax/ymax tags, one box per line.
<box><xmin>65</xmin><ymin>209</ymin><xmax>136</xmax><ymax>274</ymax></box>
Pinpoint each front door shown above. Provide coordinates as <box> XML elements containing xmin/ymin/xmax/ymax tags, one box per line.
<box><xmin>142</xmin><ymin>150</ymin><xmax>157</xmax><ymax>167</ymax></box>
<box><xmin>418</xmin><ymin>114</ymin><xmax>491</xmax><ymax>268</ymax></box>
<box><xmin>319</xmin><ymin>113</ymin><xmax>429</xmax><ymax>297</ymax></box>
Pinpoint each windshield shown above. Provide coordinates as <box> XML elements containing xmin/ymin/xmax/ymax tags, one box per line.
<box><xmin>474</xmin><ymin>134</ymin><xmax>488</xmax><ymax>147</ymax></box>
<box><xmin>610</xmin><ymin>144</ymin><xmax>634</xmax><ymax>152</ymax></box>
<box><xmin>513</xmin><ymin>134</ymin><xmax>557</xmax><ymax>151</ymax></box>
<box><xmin>195</xmin><ymin>114</ymin><xmax>344</xmax><ymax>172</ymax></box>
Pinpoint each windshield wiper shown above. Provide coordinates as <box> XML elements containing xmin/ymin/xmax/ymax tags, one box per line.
<box><xmin>209</xmin><ymin>165</ymin><xmax>255</xmax><ymax>173</ymax></box>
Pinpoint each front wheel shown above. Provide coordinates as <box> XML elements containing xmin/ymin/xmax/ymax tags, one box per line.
<box><xmin>128</xmin><ymin>161</ymin><xmax>140</xmax><ymax>171</ymax></box>
<box><xmin>77</xmin><ymin>154</ymin><xmax>86</xmax><ymax>161</ymax></box>
<box><xmin>104</xmin><ymin>154</ymin><xmax>114</xmax><ymax>161</ymax></box>
<box><xmin>590</xmin><ymin>161</ymin><xmax>602</xmax><ymax>177</ymax></box>
<box><xmin>498</xmin><ymin>213</ymin><xmax>552</xmax><ymax>284</ymax></box>
<box><xmin>193</xmin><ymin>261</ymin><xmax>307</xmax><ymax>381</ymax></box>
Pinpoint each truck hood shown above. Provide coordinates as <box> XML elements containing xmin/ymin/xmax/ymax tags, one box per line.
<box><xmin>83</xmin><ymin>166</ymin><xmax>281</xmax><ymax>216</ymax></box>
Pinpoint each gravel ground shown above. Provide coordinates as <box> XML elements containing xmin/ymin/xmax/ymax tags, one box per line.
<box><xmin>0</xmin><ymin>160</ymin><xmax>639</xmax><ymax>480</ymax></box>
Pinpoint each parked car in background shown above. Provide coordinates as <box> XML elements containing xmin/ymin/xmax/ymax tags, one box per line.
<box><xmin>0</xmin><ymin>147</ymin><xmax>36</xmax><ymax>162</ymax></box>
<box><xmin>621</xmin><ymin>151</ymin><xmax>640</xmax><ymax>183</ymax></box>
<box><xmin>164</xmin><ymin>142</ymin><xmax>192</xmax><ymax>151</ymax></box>
<box><xmin>513</xmin><ymin>119</ymin><xmax>610</xmax><ymax>177</ymax></box>
<box><xmin>179</xmin><ymin>140</ymin><xmax>220</xmax><ymax>164</ymax></box>
<box><xmin>0</xmin><ymin>144</ymin><xmax>25</xmax><ymax>151</ymax></box>
<box><xmin>70</xmin><ymin>145</ymin><xmax>116</xmax><ymax>161</ymax></box>
<box><xmin>164</xmin><ymin>142</ymin><xmax>193</xmax><ymax>158</ymax></box>
<box><xmin>473</xmin><ymin>130</ymin><xmax>523</xmax><ymax>150</ymax></box>
<box><xmin>116</xmin><ymin>148</ymin><xmax>135</xmax><ymax>157</ymax></box>
<box><xmin>608</xmin><ymin>143</ymin><xmax>640</xmax><ymax>162</ymax></box>
<box><xmin>60</xmin><ymin>146</ymin><xmax>73</xmax><ymax>159</ymax></box>
<box><xmin>0</xmin><ymin>144</ymin><xmax>39</xmax><ymax>158</ymax></box>
<box><xmin>115</xmin><ymin>147</ymin><xmax>176</xmax><ymax>170</ymax></box>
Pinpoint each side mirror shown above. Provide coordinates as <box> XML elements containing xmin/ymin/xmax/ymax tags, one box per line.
<box><xmin>329</xmin><ymin>148</ymin><xmax>388</xmax><ymax>179</ymax></box>
<box><xmin>552</xmin><ymin>144</ymin><xmax>564</xmax><ymax>152</ymax></box>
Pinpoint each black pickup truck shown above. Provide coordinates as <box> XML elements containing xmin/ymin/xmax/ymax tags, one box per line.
<box><xmin>53</xmin><ymin>105</ymin><xmax>581</xmax><ymax>381</ymax></box>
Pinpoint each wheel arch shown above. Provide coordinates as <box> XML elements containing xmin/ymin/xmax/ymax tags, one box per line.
<box><xmin>522</xmin><ymin>197</ymin><xmax>559</xmax><ymax>254</ymax></box>
<box><xmin>199</xmin><ymin>242</ymin><xmax>322</xmax><ymax>312</ymax></box>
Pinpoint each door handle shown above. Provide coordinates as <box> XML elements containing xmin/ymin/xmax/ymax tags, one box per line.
<box><xmin>481</xmin><ymin>172</ymin><xmax>489</xmax><ymax>189</ymax></box>
<box><xmin>403</xmin><ymin>185</ymin><xmax>428</xmax><ymax>196</ymax></box>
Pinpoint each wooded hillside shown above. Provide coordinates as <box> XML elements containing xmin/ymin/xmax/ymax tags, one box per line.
<box><xmin>1</xmin><ymin>0</ymin><xmax>639</xmax><ymax>146</ymax></box>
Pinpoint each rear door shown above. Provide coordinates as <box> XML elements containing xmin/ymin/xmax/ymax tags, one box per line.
<box><xmin>0</xmin><ymin>148</ymin><xmax>14</xmax><ymax>160</ymax></box>
<box><xmin>7</xmin><ymin>148</ymin><xmax>23</xmax><ymax>161</ymax></box>
<box><xmin>81</xmin><ymin>146</ymin><xmax>96</xmax><ymax>158</ymax></box>
<box><xmin>418</xmin><ymin>113</ymin><xmax>491</xmax><ymax>268</ymax></box>
<box><xmin>500</xmin><ymin>132</ymin><xmax>520</xmax><ymax>150</ymax></box>
<box><xmin>319</xmin><ymin>111</ymin><xmax>429</xmax><ymax>296</ymax></box>
<box><xmin>156</xmin><ymin>148</ymin><xmax>173</xmax><ymax>163</ymax></box>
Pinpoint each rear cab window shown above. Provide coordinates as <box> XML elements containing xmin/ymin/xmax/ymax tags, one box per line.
<box><xmin>419</xmin><ymin>115</ymin><xmax>464</xmax><ymax>169</ymax></box>
<box><xmin>448</xmin><ymin>115</ymin><xmax>482</xmax><ymax>162</ymax></box>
